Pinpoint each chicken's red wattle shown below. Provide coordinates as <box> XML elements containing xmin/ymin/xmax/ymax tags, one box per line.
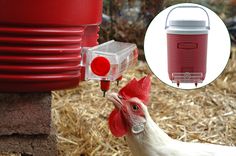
<box><xmin>108</xmin><ymin>108</ymin><xmax>128</xmax><ymax>137</ymax></box>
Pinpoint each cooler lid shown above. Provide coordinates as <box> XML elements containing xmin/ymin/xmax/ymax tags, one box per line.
<box><xmin>166</xmin><ymin>20</ymin><xmax>209</xmax><ymax>34</ymax></box>
<box><xmin>169</xmin><ymin>20</ymin><xmax>206</xmax><ymax>28</ymax></box>
<box><xmin>165</xmin><ymin>5</ymin><xmax>210</xmax><ymax>34</ymax></box>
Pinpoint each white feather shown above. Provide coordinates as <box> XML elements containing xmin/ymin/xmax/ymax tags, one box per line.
<box><xmin>126</xmin><ymin>103</ymin><xmax>236</xmax><ymax>156</ymax></box>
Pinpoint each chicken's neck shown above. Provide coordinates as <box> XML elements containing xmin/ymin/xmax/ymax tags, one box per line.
<box><xmin>126</xmin><ymin>113</ymin><xmax>172</xmax><ymax>154</ymax></box>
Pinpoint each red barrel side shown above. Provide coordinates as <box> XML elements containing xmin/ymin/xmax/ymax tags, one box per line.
<box><xmin>0</xmin><ymin>0</ymin><xmax>102</xmax><ymax>26</ymax></box>
<box><xmin>0</xmin><ymin>0</ymin><xmax>102</xmax><ymax>92</ymax></box>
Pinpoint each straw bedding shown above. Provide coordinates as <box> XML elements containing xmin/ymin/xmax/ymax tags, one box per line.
<box><xmin>1</xmin><ymin>55</ymin><xmax>235</xmax><ymax>156</ymax></box>
<box><xmin>52</xmin><ymin>58</ymin><xmax>236</xmax><ymax>156</ymax></box>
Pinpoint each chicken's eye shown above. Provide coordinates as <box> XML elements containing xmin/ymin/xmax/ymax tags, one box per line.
<box><xmin>132</xmin><ymin>104</ymin><xmax>139</xmax><ymax>111</ymax></box>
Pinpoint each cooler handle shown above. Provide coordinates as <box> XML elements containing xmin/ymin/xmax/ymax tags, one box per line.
<box><xmin>165</xmin><ymin>5</ymin><xmax>210</xmax><ymax>30</ymax></box>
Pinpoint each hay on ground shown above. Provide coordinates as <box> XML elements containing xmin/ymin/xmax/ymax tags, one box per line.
<box><xmin>53</xmin><ymin>59</ymin><xmax>236</xmax><ymax>156</ymax></box>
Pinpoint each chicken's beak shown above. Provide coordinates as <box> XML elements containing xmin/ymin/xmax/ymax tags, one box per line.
<box><xmin>107</xmin><ymin>92</ymin><xmax>123</xmax><ymax>109</ymax></box>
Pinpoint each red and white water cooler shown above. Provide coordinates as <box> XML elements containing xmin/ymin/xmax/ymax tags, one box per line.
<box><xmin>165</xmin><ymin>5</ymin><xmax>210</xmax><ymax>87</ymax></box>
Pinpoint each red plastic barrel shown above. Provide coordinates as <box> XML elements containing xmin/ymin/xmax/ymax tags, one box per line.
<box><xmin>0</xmin><ymin>0</ymin><xmax>102</xmax><ymax>92</ymax></box>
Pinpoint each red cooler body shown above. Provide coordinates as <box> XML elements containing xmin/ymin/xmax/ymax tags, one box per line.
<box><xmin>167</xmin><ymin>33</ymin><xmax>208</xmax><ymax>84</ymax></box>
<box><xmin>0</xmin><ymin>0</ymin><xmax>102</xmax><ymax>92</ymax></box>
<box><xmin>165</xmin><ymin>5</ymin><xmax>210</xmax><ymax>86</ymax></box>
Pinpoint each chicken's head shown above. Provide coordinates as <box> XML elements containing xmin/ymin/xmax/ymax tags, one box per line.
<box><xmin>107</xmin><ymin>76</ymin><xmax>151</xmax><ymax>137</ymax></box>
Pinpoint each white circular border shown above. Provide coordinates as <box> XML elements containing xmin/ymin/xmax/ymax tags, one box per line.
<box><xmin>144</xmin><ymin>3</ymin><xmax>231</xmax><ymax>89</ymax></box>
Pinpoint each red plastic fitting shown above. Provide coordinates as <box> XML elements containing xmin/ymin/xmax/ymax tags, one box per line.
<box><xmin>100</xmin><ymin>80</ymin><xmax>111</xmax><ymax>97</ymax></box>
<box><xmin>116</xmin><ymin>76</ymin><xmax>123</xmax><ymax>86</ymax></box>
<box><xmin>91</xmin><ymin>56</ymin><xmax>111</xmax><ymax>76</ymax></box>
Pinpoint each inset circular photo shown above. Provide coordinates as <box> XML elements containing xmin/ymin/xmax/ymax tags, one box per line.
<box><xmin>144</xmin><ymin>3</ymin><xmax>231</xmax><ymax>89</ymax></box>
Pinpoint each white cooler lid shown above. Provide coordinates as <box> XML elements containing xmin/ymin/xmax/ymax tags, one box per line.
<box><xmin>167</xmin><ymin>20</ymin><xmax>209</xmax><ymax>34</ymax></box>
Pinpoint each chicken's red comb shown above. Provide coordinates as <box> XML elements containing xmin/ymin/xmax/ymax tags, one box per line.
<box><xmin>118</xmin><ymin>75</ymin><xmax>151</xmax><ymax>104</ymax></box>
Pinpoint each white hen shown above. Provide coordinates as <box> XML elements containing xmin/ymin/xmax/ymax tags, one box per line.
<box><xmin>107</xmin><ymin>76</ymin><xmax>236</xmax><ymax>156</ymax></box>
